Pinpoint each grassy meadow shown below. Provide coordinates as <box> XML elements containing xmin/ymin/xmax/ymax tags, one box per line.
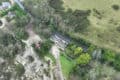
<box><xmin>62</xmin><ymin>0</ymin><xmax>120</xmax><ymax>52</ymax></box>
<box><xmin>60</xmin><ymin>55</ymin><xmax>74</xmax><ymax>79</ymax></box>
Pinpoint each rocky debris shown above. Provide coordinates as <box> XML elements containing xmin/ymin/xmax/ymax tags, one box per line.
<box><xmin>14</xmin><ymin>27</ymin><xmax>53</xmax><ymax>80</ymax></box>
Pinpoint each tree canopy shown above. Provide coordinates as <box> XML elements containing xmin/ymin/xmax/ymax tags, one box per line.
<box><xmin>76</xmin><ymin>53</ymin><xmax>91</xmax><ymax>65</ymax></box>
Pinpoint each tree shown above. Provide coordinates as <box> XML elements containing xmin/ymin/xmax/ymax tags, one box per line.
<box><xmin>102</xmin><ymin>50</ymin><xmax>115</xmax><ymax>64</ymax></box>
<box><xmin>74</xmin><ymin>47</ymin><xmax>83</xmax><ymax>56</ymax></box>
<box><xmin>87</xmin><ymin>44</ymin><xmax>96</xmax><ymax>54</ymax></box>
<box><xmin>113</xmin><ymin>55</ymin><xmax>120</xmax><ymax>71</ymax></box>
<box><xmin>112</xmin><ymin>4</ymin><xmax>119</xmax><ymax>11</ymax></box>
<box><xmin>33</xmin><ymin>40</ymin><xmax>53</xmax><ymax>58</ymax></box>
<box><xmin>65</xmin><ymin>44</ymin><xmax>76</xmax><ymax>58</ymax></box>
<box><xmin>76</xmin><ymin>53</ymin><xmax>91</xmax><ymax>65</ymax></box>
<box><xmin>0</xmin><ymin>33</ymin><xmax>16</xmax><ymax>46</ymax></box>
<box><xmin>14</xmin><ymin>28</ymin><xmax>28</xmax><ymax>40</ymax></box>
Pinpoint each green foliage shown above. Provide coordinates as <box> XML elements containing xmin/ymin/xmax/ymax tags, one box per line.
<box><xmin>60</xmin><ymin>54</ymin><xmax>75</xmax><ymax>79</ymax></box>
<box><xmin>113</xmin><ymin>55</ymin><xmax>120</xmax><ymax>71</ymax></box>
<box><xmin>62</xmin><ymin>9</ymin><xmax>90</xmax><ymax>32</ymax></box>
<box><xmin>49</xmin><ymin>0</ymin><xmax>90</xmax><ymax>32</ymax></box>
<box><xmin>46</xmin><ymin>53</ymin><xmax>56</xmax><ymax>64</ymax></box>
<box><xmin>66</xmin><ymin>44</ymin><xmax>84</xmax><ymax>58</ymax></box>
<box><xmin>76</xmin><ymin>53</ymin><xmax>91</xmax><ymax>65</ymax></box>
<box><xmin>15</xmin><ymin>63</ymin><xmax>25</xmax><ymax>77</ymax></box>
<box><xmin>0</xmin><ymin>31</ymin><xmax>25</xmax><ymax>59</ymax></box>
<box><xmin>74</xmin><ymin>47</ymin><xmax>83</xmax><ymax>56</ymax></box>
<box><xmin>102</xmin><ymin>50</ymin><xmax>115</xmax><ymax>63</ymax></box>
<box><xmin>0</xmin><ymin>3</ymin><xmax>26</xmax><ymax>17</ymax></box>
<box><xmin>15</xmin><ymin>15</ymin><xmax>29</xmax><ymax>27</ymax></box>
<box><xmin>87</xmin><ymin>44</ymin><xmax>96</xmax><ymax>54</ymax></box>
<box><xmin>100</xmin><ymin>49</ymin><xmax>120</xmax><ymax>71</ymax></box>
<box><xmin>10</xmin><ymin>4</ymin><xmax>26</xmax><ymax>16</ymax></box>
<box><xmin>112</xmin><ymin>4</ymin><xmax>119</xmax><ymax>10</ymax></box>
<box><xmin>10</xmin><ymin>4</ymin><xmax>29</xmax><ymax>27</ymax></box>
<box><xmin>14</xmin><ymin>28</ymin><xmax>28</xmax><ymax>40</ymax></box>
<box><xmin>33</xmin><ymin>40</ymin><xmax>53</xmax><ymax>57</ymax></box>
<box><xmin>10</xmin><ymin>4</ymin><xmax>29</xmax><ymax>39</ymax></box>
<box><xmin>0</xmin><ymin>10</ymin><xmax>8</xmax><ymax>17</ymax></box>
<box><xmin>0</xmin><ymin>33</ymin><xmax>16</xmax><ymax>46</ymax></box>
<box><xmin>49</xmin><ymin>0</ymin><xmax>64</xmax><ymax>12</ymax></box>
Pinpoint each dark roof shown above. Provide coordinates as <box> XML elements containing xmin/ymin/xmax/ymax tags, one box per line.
<box><xmin>52</xmin><ymin>32</ymin><xmax>71</xmax><ymax>43</ymax></box>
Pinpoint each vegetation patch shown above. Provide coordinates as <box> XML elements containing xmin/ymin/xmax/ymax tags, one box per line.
<box><xmin>15</xmin><ymin>63</ymin><xmax>25</xmax><ymax>77</ymax></box>
<box><xmin>33</xmin><ymin>40</ymin><xmax>53</xmax><ymax>58</ymax></box>
<box><xmin>112</xmin><ymin>4</ymin><xmax>120</xmax><ymax>11</ymax></box>
<box><xmin>60</xmin><ymin>54</ymin><xmax>74</xmax><ymax>79</ymax></box>
<box><xmin>49</xmin><ymin>0</ymin><xmax>120</xmax><ymax>52</ymax></box>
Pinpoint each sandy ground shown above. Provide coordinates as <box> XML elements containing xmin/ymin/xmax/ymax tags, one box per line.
<box><xmin>15</xmin><ymin>19</ymin><xmax>50</xmax><ymax>80</ymax></box>
<box><xmin>51</xmin><ymin>45</ymin><xmax>60</xmax><ymax>59</ymax></box>
<box><xmin>51</xmin><ymin>45</ymin><xmax>64</xmax><ymax>80</ymax></box>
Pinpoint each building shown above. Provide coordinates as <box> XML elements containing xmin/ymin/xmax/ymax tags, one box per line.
<box><xmin>0</xmin><ymin>2</ymin><xmax>11</xmax><ymax>11</ymax></box>
<box><xmin>50</xmin><ymin>33</ymin><xmax>70</xmax><ymax>50</ymax></box>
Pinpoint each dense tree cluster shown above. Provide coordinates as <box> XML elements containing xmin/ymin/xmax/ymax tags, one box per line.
<box><xmin>0</xmin><ymin>31</ymin><xmax>25</xmax><ymax>59</ymax></box>
<box><xmin>65</xmin><ymin>44</ymin><xmax>91</xmax><ymax>66</ymax></box>
<box><xmin>23</xmin><ymin>0</ymin><xmax>120</xmax><ymax>80</ymax></box>
<box><xmin>49</xmin><ymin>0</ymin><xmax>91</xmax><ymax>32</ymax></box>
<box><xmin>33</xmin><ymin>40</ymin><xmax>53</xmax><ymax>58</ymax></box>
<box><xmin>76</xmin><ymin>53</ymin><xmax>91</xmax><ymax>65</ymax></box>
<box><xmin>62</xmin><ymin>9</ymin><xmax>90</xmax><ymax>32</ymax></box>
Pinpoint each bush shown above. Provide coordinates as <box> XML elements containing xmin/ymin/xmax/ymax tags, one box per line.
<box><xmin>33</xmin><ymin>40</ymin><xmax>53</xmax><ymax>58</ymax></box>
<box><xmin>87</xmin><ymin>44</ymin><xmax>96</xmax><ymax>54</ymax></box>
<box><xmin>113</xmin><ymin>55</ymin><xmax>120</xmax><ymax>71</ymax></box>
<box><xmin>14</xmin><ymin>28</ymin><xmax>29</xmax><ymax>40</ymax></box>
<box><xmin>112</xmin><ymin>4</ymin><xmax>119</xmax><ymax>11</ymax></box>
<box><xmin>15</xmin><ymin>63</ymin><xmax>25</xmax><ymax>77</ymax></box>
<box><xmin>0</xmin><ymin>33</ymin><xmax>16</xmax><ymax>46</ymax></box>
<box><xmin>76</xmin><ymin>53</ymin><xmax>91</xmax><ymax>65</ymax></box>
<box><xmin>102</xmin><ymin>50</ymin><xmax>115</xmax><ymax>64</ymax></box>
<box><xmin>116</xmin><ymin>26</ymin><xmax>120</xmax><ymax>32</ymax></box>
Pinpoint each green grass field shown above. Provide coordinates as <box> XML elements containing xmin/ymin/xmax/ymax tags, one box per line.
<box><xmin>62</xmin><ymin>0</ymin><xmax>120</xmax><ymax>52</ymax></box>
<box><xmin>60</xmin><ymin>55</ymin><xmax>74</xmax><ymax>79</ymax></box>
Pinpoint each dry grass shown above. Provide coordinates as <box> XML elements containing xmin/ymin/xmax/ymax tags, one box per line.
<box><xmin>62</xmin><ymin>0</ymin><xmax>120</xmax><ymax>52</ymax></box>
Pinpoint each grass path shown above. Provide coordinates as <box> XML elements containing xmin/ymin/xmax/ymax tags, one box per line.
<box><xmin>60</xmin><ymin>55</ymin><xmax>74</xmax><ymax>79</ymax></box>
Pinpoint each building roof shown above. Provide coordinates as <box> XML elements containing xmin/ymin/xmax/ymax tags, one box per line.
<box><xmin>2</xmin><ymin>2</ymin><xmax>11</xmax><ymax>8</ymax></box>
<box><xmin>50</xmin><ymin>33</ymin><xmax>70</xmax><ymax>50</ymax></box>
<box><xmin>0</xmin><ymin>2</ymin><xmax>11</xmax><ymax>10</ymax></box>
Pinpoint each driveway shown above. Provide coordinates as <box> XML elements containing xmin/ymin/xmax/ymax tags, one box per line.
<box><xmin>51</xmin><ymin>45</ymin><xmax>64</xmax><ymax>80</ymax></box>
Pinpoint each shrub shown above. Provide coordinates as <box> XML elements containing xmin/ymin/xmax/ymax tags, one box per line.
<box><xmin>102</xmin><ymin>50</ymin><xmax>115</xmax><ymax>64</ymax></box>
<box><xmin>112</xmin><ymin>4</ymin><xmax>119</xmax><ymax>11</ymax></box>
<box><xmin>33</xmin><ymin>40</ymin><xmax>53</xmax><ymax>57</ymax></box>
<box><xmin>113</xmin><ymin>55</ymin><xmax>120</xmax><ymax>71</ymax></box>
<box><xmin>76</xmin><ymin>53</ymin><xmax>91</xmax><ymax>65</ymax></box>
<box><xmin>15</xmin><ymin>63</ymin><xmax>25</xmax><ymax>77</ymax></box>
<box><xmin>0</xmin><ymin>33</ymin><xmax>16</xmax><ymax>46</ymax></box>
<box><xmin>101</xmin><ymin>50</ymin><xmax>120</xmax><ymax>71</ymax></box>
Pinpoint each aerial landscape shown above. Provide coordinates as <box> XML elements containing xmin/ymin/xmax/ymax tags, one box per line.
<box><xmin>0</xmin><ymin>0</ymin><xmax>120</xmax><ymax>80</ymax></box>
